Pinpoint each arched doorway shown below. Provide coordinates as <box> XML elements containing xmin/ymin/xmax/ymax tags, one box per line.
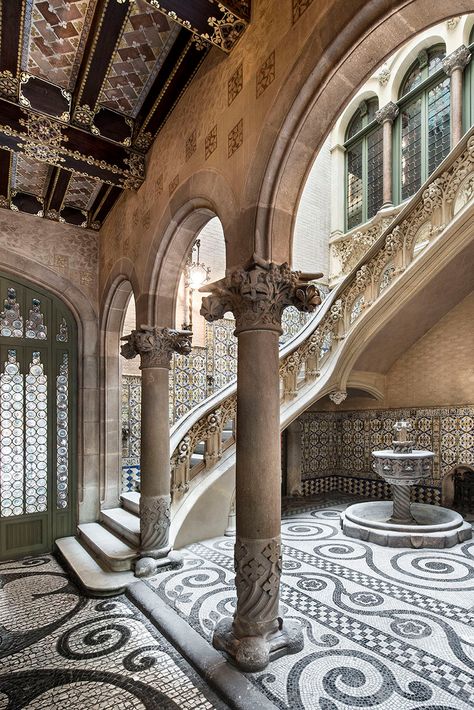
<box><xmin>0</xmin><ymin>271</ymin><xmax>76</xmax><ymax>559</ymax></box>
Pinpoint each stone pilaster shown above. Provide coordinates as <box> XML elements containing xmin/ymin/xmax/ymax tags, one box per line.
<box><xmin>376</xmin><ymin>102</ymin><xmax>399</xmax><ymax>208</ymax></box>
<box><xmin>121</xmin><ymin>326</ymin><xmax>192</xmax><ymax>577</ymax></box>
<box><xmin>442</xmin><ymin>45</ymin><xmax>471</xmax><ymax>146</ymax></box>
<box><xmin>201</xmin><ymin>257</ymin><xmax>322</xmax><ymax>671</ymax></box>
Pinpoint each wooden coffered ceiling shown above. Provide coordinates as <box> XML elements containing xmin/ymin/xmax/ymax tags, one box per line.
<box><xmin>0</xmin><ymin>1</ymin><xmax>250</xmax><ymax>229</ymax></box>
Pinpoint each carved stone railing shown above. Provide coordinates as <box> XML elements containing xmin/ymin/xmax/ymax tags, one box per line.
<box><xmin>329</xmin><ymin>206</ymin><xmax>400</xmax><ymax>284</ymax></box>
<box><xmin>169</xmin><ymin>127</ymin><xmax>474</xmax><ymax>502</ymax></box>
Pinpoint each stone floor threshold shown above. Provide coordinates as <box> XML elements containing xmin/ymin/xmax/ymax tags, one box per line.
<box><xmin>127</xmin><ymin>580</ymin><xmax>277</xmax><ymax>710</ymax></box>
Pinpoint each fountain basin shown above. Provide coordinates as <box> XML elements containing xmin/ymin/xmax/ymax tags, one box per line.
<box><xmin>341</xmin><ymin>501</ymin><xmax>472</xmax><ymax>548</ymax></box>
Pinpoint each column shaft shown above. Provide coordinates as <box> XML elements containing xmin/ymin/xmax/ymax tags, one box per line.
<box><xmin>382</xmin><ymin>119</ymin><xmax>393</xmax><ymax>207</ymax></box>
<box><xmin>451</xmin><ymin>66</ymin><xmax>463</xmax><ymax>146</ymax></box>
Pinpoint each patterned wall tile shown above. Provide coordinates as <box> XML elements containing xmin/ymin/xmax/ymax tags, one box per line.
<box><xmin>292</xmin><ymin>0</ymin><xmax>314</xmax><ymax>24</ymax></box>
<box><xmin>205</xmin><ymin>125</ymin><xmax>217</xmax><ymax>160</ymax></box>
<box><xmin>228</xmin><ymin>62</ymin><xmax>243</xmax><ymax>105</ymax></box>
<box><xmin>185</xmin><ymin>130</ymin><xmax>197</xmax><ymax>162</ymax></box>
<box><xmin>99</xmin><ymin>0</ymin><xmax>180</xmax><ymax>116</ymax></box>
<box><xmin>122</xmin><ymin>374</ymin><xmax>141</xmax><ymax>492</ymax></box>
<box><xmin>23</xmin><ymin>0</ymin><xmax>98</xmax><ymax>90</ymax></box>
<box><xmin>256</xmin><ymin>50</ymin><xmax>275</xmax><ymax>98</ymax></box>
<box><xmin>228</xmin><ymin>119</ymin><xmax>243</xmax><ymax>158</ymax></box>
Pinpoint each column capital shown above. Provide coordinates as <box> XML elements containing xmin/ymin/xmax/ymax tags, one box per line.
<box><xmin>120</xmin><ymin>325</ymin><xmax>192</xmax><ymax>368</ymax></box>
<box><xmin>200</xmin><ymin>256</ymin><xmax>322</xmax><ymax>334</ymax></box>
<box><xmin>442</xmin><ymin>45</ymin><xmax>471</xmax><ymax>76</ymax></box>
<box><xmin>376</xmin><ymin>101</ymin><xmax>399</xmax><ymax>125</ymax></box>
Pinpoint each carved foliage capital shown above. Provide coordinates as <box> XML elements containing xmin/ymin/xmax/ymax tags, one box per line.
<box><xmin>376</xmin><ymin>101</ymin><xmax>399</xmax><ymax>125</ymax></box>
<box><xmin>121</xmin><ymin>325</ymin><xmax>192</xmax><ymax>368</ymax></box>
<box><xmin>442</xmin><ymin>45</ymin><xmax>471</xmax><ymax>76</ymax></box>
<box><xmin>200</xmin><ymin>259</ymin><xmax>322</xmax><ymax>333</ymax></box>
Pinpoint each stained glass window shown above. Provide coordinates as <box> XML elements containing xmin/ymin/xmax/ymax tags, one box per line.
<box><xmin>0</xmin><ymin>350</ymin><xmax>24</xmax><ymax>516</ymax></box>
<box><xmin>345</xmin><ymin>98</ymin><xmax>383</xmax><ymax>230</ymax></box>
<box><xmin>398</xmin><ymin>45</ymin><xmax>450</xmax><ymax>202</ymax></box>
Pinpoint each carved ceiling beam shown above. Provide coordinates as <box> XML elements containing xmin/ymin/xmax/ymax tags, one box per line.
<box><xmin>90</xmin><ymin>184</ymin><xmax>123</xmax><ymax>229</ymax></box>
<box><xmin>0</xmin><ymin>99</ymin><xmax>145</xmax><ymax>189</ymax></box>
<box><xmin>0</xmin><ymin>147</ymin><xmax>12</xmax><ymax>207</ymax></box>
<box><xmin>44</xmin><ymin>168</ymin><xmax>72</xmax><ymax>217</ymax></box>
<box><xmin>148</xmin><ymin>0</ymin><xmax>248</xmax><ymax>52</ymax></box>
<box><xmin>0</xmin><ymin>1</ymin><xmax>24</xmax><ymax>101</ymax></box>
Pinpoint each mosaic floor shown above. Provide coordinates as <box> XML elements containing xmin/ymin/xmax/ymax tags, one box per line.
<box><xmin>146</xmin><ymin>495</ymin><xmax>474</xmax><ymax>710</ymax></box>
<box><xmin>0</xmin><ymin>555</ymin><xmax>226</xmax><ymax>709</ymax></box>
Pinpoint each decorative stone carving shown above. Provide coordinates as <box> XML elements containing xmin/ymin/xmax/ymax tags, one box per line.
<box><xmin>329</xmin><ymin>390</ymin><xmax>347</xmax><ymax>405</ymax></box>
<box><xmin>377</xmin><ymin>64</ymin><xmax>391</xmax><ymax>86</ymax></box>
<box><xmin>447</xmin><ymin>16</ymin><xmax>461</xmax><ymax>30</ymax></box>
<box><xmin>200</xmin><ymin>256</ymin><xmax>322</xmax><ymax>333</ymax></box>
<box><xmin>121</xmin><ymin>326</ymin><xmax>192</xmax><ymax>369</ymax></box>
<box><xmin>442</xmin><ymin>45</ymin><xmax>471</xmax><ymax>76</ymax></box>
<box><xmin>212</xmin><ymin>535</ymin><xmax>303</xmax><ymax>671</ymax></box>
<box><xmin>139</xmin><ymin>494</ymin><xmax>171</xmax><ymax>555</ymax></box>
<box><xmin>376</xmin><ymin>101</ymin><xmax>399</xmax><ymax>125</ymax></box>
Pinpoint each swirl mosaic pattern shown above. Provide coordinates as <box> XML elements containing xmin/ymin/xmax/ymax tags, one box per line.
<box><xmin>0</xmin><ymin>556</ymin><xmax>225</xmax><ymax>709</ymax></box>
<box><xmin>147</xmin><ymin>495</ymin><xmax>474</xmax><ymax>710</ymax></box>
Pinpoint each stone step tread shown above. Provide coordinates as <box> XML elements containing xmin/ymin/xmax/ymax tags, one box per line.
<box><xmin>78</xmin><ymin>522</ymin><xmax>137</xmax><ymax>561</ymax></box>
<box><xmin>56</xmin><ymin>536</ymin><xmax>135</xmax><ymax>594</ymax></box>
<box><xmin>101</xmin><ymin>508</ymin><xmax>140</xmax><ymax>546</ymax></box>
<box><xmin>121</xmin><ymin>491</ymin><xmax>140</xmax><ymax>515</ymax></box>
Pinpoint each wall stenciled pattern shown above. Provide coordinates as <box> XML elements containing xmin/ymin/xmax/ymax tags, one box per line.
<box><xmin>300</xmin><ymin>406</ymin><xmax>474</xmax><ymax>499</ymax></box>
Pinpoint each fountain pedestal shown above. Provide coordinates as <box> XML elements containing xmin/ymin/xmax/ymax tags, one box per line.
<box><xmin>341</xmin><ymin>421</ymin><xmax>472</xmax><ymax>548</ymax></box>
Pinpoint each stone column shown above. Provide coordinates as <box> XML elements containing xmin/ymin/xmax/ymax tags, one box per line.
<box><xmin>121</xmin><ymin>326</ymin><xmax>192</xmax><ymax>577</ymax></box>
<box><xmin>286</xmin><ymin>420</ymin><xmax>303</xmax><ymax>497</ymax></box>
<box><xmin>375</xmin><ymin>102</ymin><xmax>399</xmax><ymax>208</ymax></box>
<box><xmin>442</xmin><ymin>45</ymin><xmax>471</xmax><ymax>146</ymax></box>
<box><xmin>200</xmin><ymin>256</ymin><xmax>322</xmax><ymax>671</ymax></box>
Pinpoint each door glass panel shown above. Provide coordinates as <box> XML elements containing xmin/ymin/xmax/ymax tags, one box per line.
<box><xmin>25</xmin><ymin>352</ymin><xmax>47</xmax><ymax>513</ymax></box>
<box><xmin>1</xmin><ymin>350</ymin><xmax>24</xmax><ymax>516</ymax></box>
<box><xmin>0</xmin><ymin>288</ymin><xmax>23</xmax><ymax>337</ymax></box>
<box><xmin>56</xmin><ymin>353</ymin><xmax>69</xmax><ymax>509</ymax></box>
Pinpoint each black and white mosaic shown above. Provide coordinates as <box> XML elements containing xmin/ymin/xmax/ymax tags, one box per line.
<box><xmin>147</xmin><ymin>496</ymin><xmax>474</xmax><ymax>710</ymax></box>
<box><xmin>0</xmin><ymin>555</ymin><xmax>226</xmax><ymax>709</ymax></box>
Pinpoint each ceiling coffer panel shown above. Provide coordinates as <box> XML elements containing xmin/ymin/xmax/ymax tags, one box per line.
<box><xmin>0</xmin><ymin>0</ymin><xmax>251</xmax><ymax>229</ymax></box>
<box><xmin>23</xmin><ymin>0</ymin><xmax>98</xmax><ymax>91</ymax></box>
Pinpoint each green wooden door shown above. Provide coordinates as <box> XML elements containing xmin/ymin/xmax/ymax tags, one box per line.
<box><xmin>0</xmin><ymin>273</ymin><xmax>76</xmax><ymax>559</ymax></box>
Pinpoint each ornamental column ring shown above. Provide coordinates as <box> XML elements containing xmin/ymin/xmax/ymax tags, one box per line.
<box><xmin>120</xmin><ymin>325</ymin><xmax>192</xmax><ymax>368</ymax></box>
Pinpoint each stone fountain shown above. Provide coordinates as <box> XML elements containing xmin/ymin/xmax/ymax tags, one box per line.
<box><xmin>341</xmin><ymin>421</ymin><xmax>472</xmax><ymax>548</ymax></box>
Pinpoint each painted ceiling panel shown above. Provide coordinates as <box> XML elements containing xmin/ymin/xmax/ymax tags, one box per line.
<box><xmin>23</xmin><ymin>0</ymin><xmax>98</xmax><ymax>91</ymax></box>
<box><xmin>99</xmin><ymin>0</ymin><xmax>181</xmax><ymax>117</ymax></box>
<box><xmin>64</xmin><ymin>173</ymin><xmax>101</xmax><ymax>210</ymax></box>
<box><xmin>12</xmin><ymin>154</ymin><xmax>50</xmax><ymax>197</ymax></box>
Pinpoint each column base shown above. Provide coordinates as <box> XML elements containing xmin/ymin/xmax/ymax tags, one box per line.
<box><xmin>212</xmin><ymin>616</ymin><xmax>303</xmax><ymax>672</ymax></box>
<box><xmin>134</xmin><ymin>550</ymin><xmax>183</xmax><ymax>578</ymax></box>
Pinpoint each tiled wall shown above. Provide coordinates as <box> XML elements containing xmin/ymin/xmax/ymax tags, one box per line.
<box><xmin>121</xmin><ymin>375</ymin><xmax>141</xmax><ymax>492</ymax></box>
<box><xmin>299</xmin><ymin>406</ymin><xmax>474</xmax><ymax>503</ymax></box>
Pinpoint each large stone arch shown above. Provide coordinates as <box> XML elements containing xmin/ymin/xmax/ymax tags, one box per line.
<box><xmin>0</xmin><ymin>245</ymin><xmax>99</xmax><ymax>524</ymax></box>
<box><xmin>100</xmin><ymin>263</ymin><xmax>139</xmax><ymax>508</ymax></box>
<box><xmin>141</xmin><ymin>170</ymin><xmax>239</xmax><ymax>327</ymax></box>
<box><xmin>242</xmin><ymin>0</ymin><xmax>474</xmax><ymax>264</ymax></box>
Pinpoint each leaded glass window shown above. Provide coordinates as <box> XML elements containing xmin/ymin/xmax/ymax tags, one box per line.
<box><xmin>0</xmin><ymin>272</ymin><xmax>76</xmax><ymax>558</ymax></box>
<box><xmin>345</xmin><ymin>98</ymin><xmax>383</xmax><ymax>230</ymax></box>
<box><xmin>398</xmin><ymin>45</ymin><xmax>450</xmax><ymax>202</ymax></box>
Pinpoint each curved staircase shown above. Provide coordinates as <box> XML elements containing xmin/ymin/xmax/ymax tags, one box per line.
<box><xmin>57</xmin><ymin>129</ymin><xmax>474</xmax><ymax>594</ymax></box>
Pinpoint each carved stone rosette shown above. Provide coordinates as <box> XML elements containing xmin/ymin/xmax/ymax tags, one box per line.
<box><xmin>121</xmin><ymin>325</ymin><xmax>192</xmax><ymax>369</ymax></box>
<box><xmin>200</xmin><ymin>257</ymin><xmax>322</xmax><ymax>334</ymax></box>
<box><xmin>213</xmin><ymin>535</ymin><xmax>303</xmax><ymax>671</ymax></box>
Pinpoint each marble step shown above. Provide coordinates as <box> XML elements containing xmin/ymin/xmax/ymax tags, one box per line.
<box><xmin>121</xmin><ymin>491</ymin><xmax>140</xmax><ymax>516</ymax></box>
<box><xmin>101</xmin><ymin>507</ymin><xmax>140</xmax><ymax>548</ymax></box>
<box><xmin>56</xmin><ymin>536</ymin><xmax>135</xmax><ymax>596</ymax></box>
<box><xmin>78</xmin><ymin>522</ymin><xmax>137</xmax><ymax>572</ymax></box>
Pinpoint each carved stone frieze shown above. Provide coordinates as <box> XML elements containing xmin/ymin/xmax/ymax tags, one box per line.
<box><xmin>233</xmin><ymin>535</ymin><xmax>282</xmax><ymax>638</ymax></box>
<box><xmin>139</xmin><ymin>494</ymin><xmax>171</xmax><ymax>554</ymax></box>
<box><xmin>200</xmin><ymin>257</ymin><xmax>322</xmax><ymax>334</ymax></box>
<box><xmin>376</xmin><ymin>101</ymin><xmax>399</xmax><ymax>124</ymax></box>
<box><xmin>442</xmin><ymin>45</ymin><xmax>471</xmax><ymax>76</ymax></box>
<box><xmin>372</xmin><ymin>456</ymin><xmax>433</xmax><ymax>486</ymax></box>
<box><xmin>121</xmin><ymin>325</ymin><xmax>192</xmax><ymax>369</ymax></box>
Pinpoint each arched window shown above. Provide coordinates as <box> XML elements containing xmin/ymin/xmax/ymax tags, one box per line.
<box><xmin>462</xmin><ymin>25</ymin><xmax>474</xmax><ymax>131</ymax></box>
<box><xmin>0</xmin><ymin>272</ymin><xmax>76</xmax><ymax>559</ymax></box>
<box><xmin>397</xmin><ymin>45</ymin><xmax>450</xmax><ymax>202</ymax></box>
<box><xmin>345</xmin><ymin>98</ymin><xmax>383</xmax><ymax>230</ymax></box>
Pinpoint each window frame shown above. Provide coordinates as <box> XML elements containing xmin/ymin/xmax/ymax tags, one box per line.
<box><xmin>344</xmin><ymin>99</ymin><xmax>383</xmax><ymax>232</ymax></box>
<box><xmin>394</xmin><ymin>45</ymin><xmax>451</xmax><ymax>205</ymax></box>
